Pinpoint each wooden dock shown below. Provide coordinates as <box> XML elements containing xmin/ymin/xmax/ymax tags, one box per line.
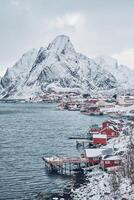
<box><xmin>68</xmin><ymin>136</ymin><xmax>88</xmax><ymax>140</ymax></box>
<box><xmin>42</xmin><ymin>156</ymin><xmax>90</xmax><ymax>175</ymax></box>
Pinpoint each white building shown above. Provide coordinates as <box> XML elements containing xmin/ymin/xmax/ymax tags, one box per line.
<box><xmin>117</xmin><ymin>96</ymin><xmax>134</xmax><ymax>106</ymax></box>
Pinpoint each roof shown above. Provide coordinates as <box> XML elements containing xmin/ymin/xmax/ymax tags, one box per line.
<box><xmin>93</xmin><ymin>134</ymin><xmax>107</xmax><ymax>139</ymax></box>
<box><xmin>85</xmin><ymin>148</ymin><xmax>114</xmax><ymax>158</ymax></box>
<box><xmin>106</xmin><ymin>166</ymin><xmax>120</xmax><ymax>171</ymax></box>
<box><xmin>102</xmin><ymin>148</ymin><xmax>113</xmax><ymax>155</ymax></box>
<box><xmin>101</xmin><ymin>126</ymin><xmax>118</xmax><ymax>133</ymax></box>
<box><xmin>85</xmin><ymin>148</ymin><xmax>103</xmax><ymax>157</ymax></box>
<box><xmin>102</xmin><ymin>155</ymin><xmax>120</xmax><ymax>161</ymax></box>
<box><xmin>109</xmin><ymin>125</ymin><xmax>119</xmax><ymax>132</ymax></box>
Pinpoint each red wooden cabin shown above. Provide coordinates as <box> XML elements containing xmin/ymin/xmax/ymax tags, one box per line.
<box><xmin>85</xmin><ymin>149</ymin><xmax>102</xmax><ymax>165</ymax></box>
<box><xmin>100</xmin><ymin>126</ymin><xmax>119</xmax><ymax>138</ymax></box>
<box><xmin>100</xmin><ymin>155</ymin><xmax>120</xmax><ymax>169</ymax></box>
<box><xmin>93</xmin><ymin>134</ymin><xmax>107</xmax><ymax>145</ymax></box>
<box><xmin>102</xmin><ymin>120</ymin><xmax>123</xmax><ymax>131</ymax></box>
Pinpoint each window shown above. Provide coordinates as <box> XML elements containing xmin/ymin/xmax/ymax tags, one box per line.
<box><xmin>105</xmin><ymin>161</ymin><xmax>110</xmax><ymax>164</ymax></box>
<box><xmin>112</xmin><ymin>132</ymin><xmax>115</xmax><ymax>136</ymax></box>
<box><xmin>114</xmin><ymin>160</ymin><xmax>119</xmax><ymax>164</ymax></box>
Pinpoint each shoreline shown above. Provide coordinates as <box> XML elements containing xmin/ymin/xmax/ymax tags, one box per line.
<box><xmin>35</xmin><ymin>172</ymin><xmax>87</xmax><ymax>200</ymax></box>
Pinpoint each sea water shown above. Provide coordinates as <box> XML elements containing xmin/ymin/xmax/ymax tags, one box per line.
<box><xmin>0</xmin><ymin>103</ymin><xmax>107</xmax><ymax>200</ymax></box>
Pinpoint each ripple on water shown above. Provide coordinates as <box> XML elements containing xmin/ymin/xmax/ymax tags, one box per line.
<box><xmin>0</xmin><ymin>103</ymin><xmax>108</xmax><ymax>200</ymax></box>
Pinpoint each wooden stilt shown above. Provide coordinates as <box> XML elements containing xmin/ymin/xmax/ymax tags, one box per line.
<box><xmin>42</xmin><ymin>156</ymin><xmax>91</xmax><ymax>175</ymax></box>
<box><xmin>65</xmin><ymin>163</ymin><xmax>66</xmax><ymax>174</ymax></box>
<box><xmin>69</xmin><ymin>163</ymin><xmax>71</xmax><ymax>175</ymax></box>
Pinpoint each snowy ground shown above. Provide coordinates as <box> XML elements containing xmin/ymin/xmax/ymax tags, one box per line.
<box><xmin>71</xmin><ymin>123</ymin><xmax>134</xmax><ymax>200</ymax></box>
<box><xmin>72</xmin><ymin>169</ymin><xmax>134</xmax><ymax>200</ymax></box>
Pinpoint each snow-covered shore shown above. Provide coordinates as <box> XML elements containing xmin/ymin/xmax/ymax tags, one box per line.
<box><xmin>72</xmin><ymin>169</ymin><xmax>134</xmax><ymax>200</ymax></box>
<box><xmin>71</xmin><ymin>123</ymin><xmax>134</xmax><ymax>200</ymax></box>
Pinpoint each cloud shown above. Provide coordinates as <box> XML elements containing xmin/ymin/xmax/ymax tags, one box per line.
<box><xmin>55</xmin><ymin>13</ymin><xmax>83</xmax><ymax>28</ymax></box>
<box><xmin>0</xmin><ymin>0</ymin><xmax>134</xmax><ymax>76</ymax></box>
<box><xmin>113</xmin><ymin>49</ymin><xmax>134</xmax><ymax>69</ymax></box>
<box><xmin>10</xmin><ymin>0</ymin><xmax>20</xmax><ymax>6</ymax></box>
<box><xmin>47</xmin><ymin>12</ymin><xmax>85</xmax><ymax>31</ymax></box>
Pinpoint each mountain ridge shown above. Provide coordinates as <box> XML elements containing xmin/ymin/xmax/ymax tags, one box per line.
<box><xmin>0</xmin><ymin>35</ymin><xmax>133</xmax><ymax>99</ymax></box>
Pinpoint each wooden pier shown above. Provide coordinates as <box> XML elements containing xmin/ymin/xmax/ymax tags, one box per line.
<box><xmin>68</xmin><ymin>136</ymin><xmax>88</xmax><ymax>140</ymax></box>
<box><xmin>42</xmin><ymin>156</ymin><xmax>90</xmax><ymax>175</ymax></box>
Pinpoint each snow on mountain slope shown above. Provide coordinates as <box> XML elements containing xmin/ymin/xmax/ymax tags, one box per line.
<box><xmin>95</xmin><ymin>56</ymin><xmax>134</xmax><ymax>89</ymax></box>
<box><xmin>0</xmin><ymin>49</ymin><xmax>38</xmax><ymax>98</ymax></box>
<box><xmin>47</xmin><ymin>34</ymin><xmax>75</xmax><ymax>54</ymax></box>
<box><xmin>0</xmin><ymin>35</ymin><xmax>133</xmax><ymax>99</ymax></box>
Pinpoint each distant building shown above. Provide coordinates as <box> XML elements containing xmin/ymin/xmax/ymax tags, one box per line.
<box><xmin>117</xmin><ymin>95</ymin><xmax>134</xmax><ymax>106</ymax></box>
<box><xmin>96</xmin><ymin>100</ymin><xmax>115</xmax><ymax>108</ymax></box>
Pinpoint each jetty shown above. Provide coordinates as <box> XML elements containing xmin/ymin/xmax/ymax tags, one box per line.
<box><xmin>42</xmin><ymin>156</ymin><xmax>90</xmax><ymax>175</ymax></box>
<box><xmin>42</xmin><ymin>119</ymin><xmax>133</xmax><ymax>176</ymax></box>
<box><xmin>68</xmin><ymin>136</ymin><xmax>88</xmax><ymax>140</ymax></box>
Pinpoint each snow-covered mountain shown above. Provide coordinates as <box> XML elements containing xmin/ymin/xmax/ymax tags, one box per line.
<box><xmin>0</xmin><ymin>35</ymin><xmax>133</xmax><ymax>99</ymax></box>
<box><xmin>95</xmin><ymin>56</ymin><xmax>134</xmax><ymax>90</ymax></box>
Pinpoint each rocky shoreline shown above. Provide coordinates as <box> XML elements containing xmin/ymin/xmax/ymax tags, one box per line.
<box><xmin>35</xmin><ymin>172</ymin><xmax>87</xmax><ymax>200</ymax></box>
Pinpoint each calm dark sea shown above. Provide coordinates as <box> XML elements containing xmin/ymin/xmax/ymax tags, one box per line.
<box><xmin>0</xmin><ymin>103</ymin><xmax>107</xmax><ymax>200</ymax></box>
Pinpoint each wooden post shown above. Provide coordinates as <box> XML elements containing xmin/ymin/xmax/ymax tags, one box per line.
<box><xmin>61</xmin><ymin>164</ymin><xmax>63</xmax><ymax>174</ymax></box>
<box><xmin>58</xmin><ymin>165</ymin><xmax>60</xmax><ymax>173</ymax></box>
<box><xmin>65</xmin><ymin>163</ymin><xmax>66</xmax><ymax>174</ymax></box>
<box><xmin>69</xmin><ymin>163</ymin><xmax>71</xmax><ymax>174</ymax></box>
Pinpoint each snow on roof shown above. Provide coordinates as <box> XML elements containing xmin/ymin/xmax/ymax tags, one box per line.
<box><xmin>109</xmin><ymin>125</ymin><xmax>119</xmax><ymax>132</ymax></box>
<box><xmin>102</xmin><ymin>148</ymin><xmax>113</xmax><ymax>155</ymax></box>
<box><xmin>85</xmin><ymin>148</ymin><xmax>113</xmax><ymax>158</ymax></box>
<box><xmin>106</xmin><ymin>166</ymin><xmax>120</xmax><ymax>171</ymax></box>
<box><xmin>102</xmin><ymin>155</ymin><xmax>120</xmax><ymax>161</ymax></box>
<box><xmin>93</xmin><ymin>134</ymin><xmax>107</xmax><ymax>139</ymax></box>
<box><xmin>101</xmin><ymin>125</ymin><xmax>118</xmax><ymax>132</ymax></box>
<box><xmin>85</xmin><ymin>148</ymin><xmax>104</xmax><ymax>157</ymax></box>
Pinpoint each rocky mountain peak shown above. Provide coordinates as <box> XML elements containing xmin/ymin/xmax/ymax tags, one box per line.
<box><xmin>0</xmin><ymin>35</ymin><xmax>133</xmax><ymax>99</ymax></box>
<box><xmin>47</xmin><ymin>35</ymin><xmax>75</xmax><ymax>54</ymax></box>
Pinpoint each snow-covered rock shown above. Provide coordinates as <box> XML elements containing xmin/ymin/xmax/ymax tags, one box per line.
<box><xmin>0</xmin><ymin>35</ymin><xmax>133</xmax><ymax>99</ymax></box>
<box><xmin>95</xmin><ymin>55</ymin><xmax>134</xmax><ymax>90</ymax></box>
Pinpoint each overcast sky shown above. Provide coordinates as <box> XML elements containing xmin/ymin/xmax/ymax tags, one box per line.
<box><xmin>0</xmin><ymin>0</ymin><xmax>134</xmax><ymax>75</ymax></box>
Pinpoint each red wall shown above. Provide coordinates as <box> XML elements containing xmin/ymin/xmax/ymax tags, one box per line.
<box><xmin>87</xmin><ymin>158</ymin><xmax>100</xmax><ymax>165</ymax></box>
<box><xmin>101</xmin><ymin>128</ymin><xmax>118</xmax><ymax>138</ymax></box>
<box><xmin>101</xmin><ymin>160</ymin><xmax>120</xmax><ymax>168</ymax></box>
<box><xmin>93</xmin><ymin>138</ymin><xmax>107</xmax><ymax>145</ymax></box>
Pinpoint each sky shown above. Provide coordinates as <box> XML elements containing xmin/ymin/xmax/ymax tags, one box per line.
<box><xmin>0</xmin><ymin>0</ymin><xmax>134</xmax><ymax>76</ymax></box>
